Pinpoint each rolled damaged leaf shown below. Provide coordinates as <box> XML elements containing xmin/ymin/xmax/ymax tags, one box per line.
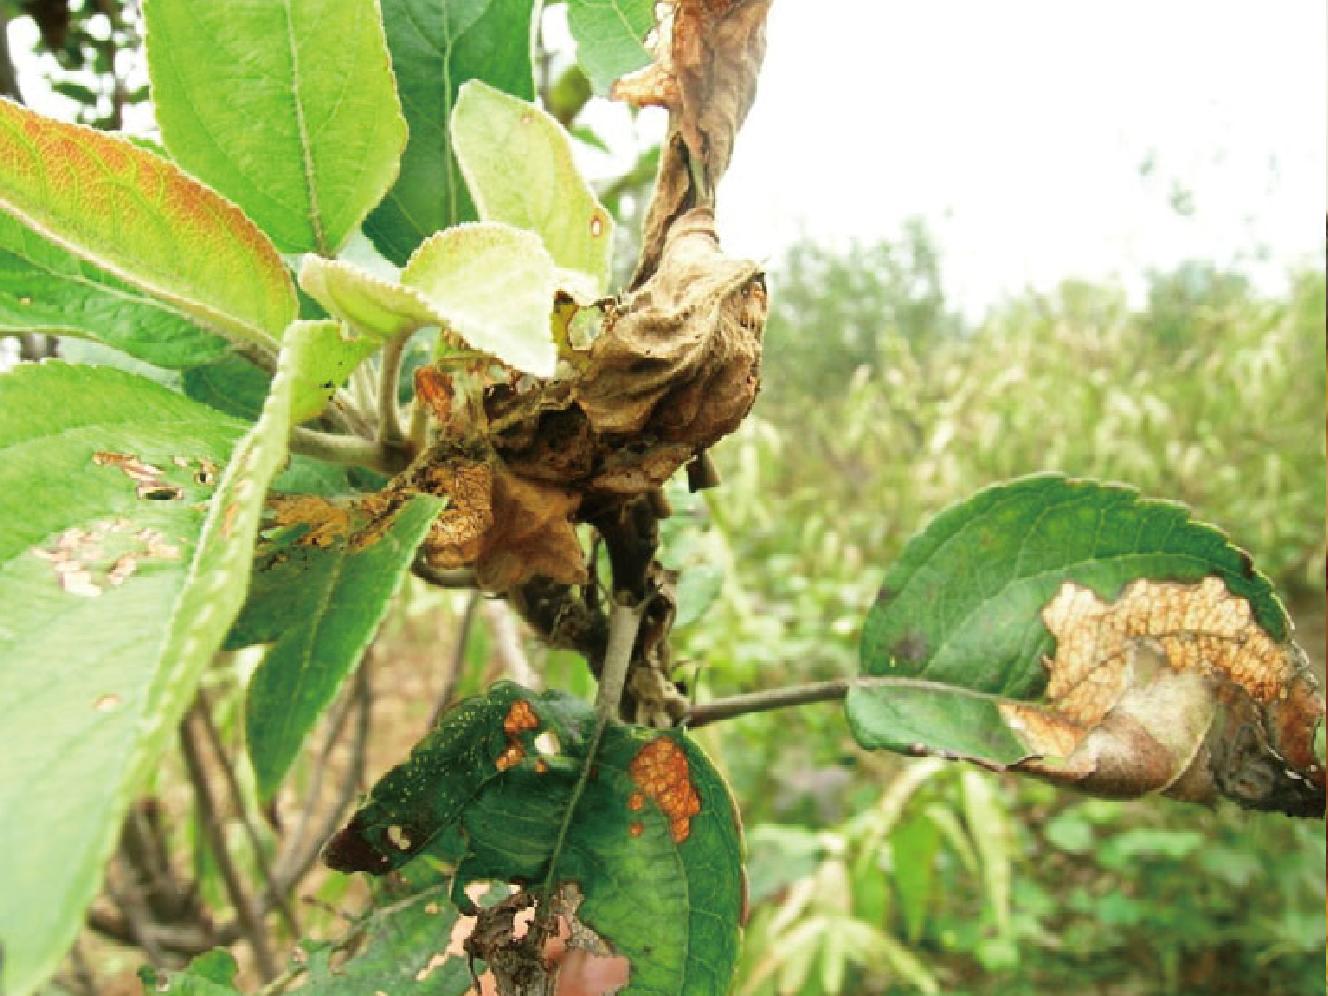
<box><xmin>848</xmin><ymin>475</ymin><xmax>1324</xmax><ymax>817</ymax></box>
<box><xmin>382</xmin><ymin>208</ymin><xmax>764</xmax><ymax>592</ymax></box>
<box><xmin>613</xmin><ymin>0</ymin><xmax>774</xmax><ymax>284</ymax></box>
<box><xmin>490</xmin><ymin>207</ymin><xmax>766</xmax><ymax>500</ymax></box>
<box><xmin>384</xmin><ymin>447</ymin><xmax>587</xmax><ymax>591</ymax></box>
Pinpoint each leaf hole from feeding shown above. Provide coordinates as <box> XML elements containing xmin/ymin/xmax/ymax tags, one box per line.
<box><xmin>137</xmin><ymin>483</ymin><xmax>185</xmax><ymax>501</ymax></box>
<box><xmin>534</xmin><ymin>731</ymin><xmax>561</xmax><ymax>756</ymax></box>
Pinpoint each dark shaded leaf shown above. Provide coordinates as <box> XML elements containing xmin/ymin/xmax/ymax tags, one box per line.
<box><xmin>326</xmin><ymin>682</ymin><xmax>745</xmax><ymax>993</ymax></box>
<box><xmin>365</xmin><ymin>0</ymin><xmax>536</xmax><ymax>264</ymax></box>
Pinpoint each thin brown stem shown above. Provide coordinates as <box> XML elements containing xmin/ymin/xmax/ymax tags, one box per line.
<box><xmin>104</xmin><ymin>871</ymin><xmax>167</xmax><ymax>967</ymax></box>
<box><xmin>273</xmin><ymin>665</ymin><xmax>374</xmax><ymax>892</ymax></box>
<box><xmin>180</xmin><ymin>705</ymin><xmax>279</xmax><ymax>980</ymax></box>
<box><xmin>195</xmin><ymin>690</ymin><xmax>300</xmax><ymax>937</ymax></box>
<box><xmin>430</xmin><ymin>591</ymin><xmax>480</xmax><ymax>726</ymax></box>
<box><xmin>685</xmin><ymin>678</ymin><xmax>851</xmax><ymax>728</ymax></box>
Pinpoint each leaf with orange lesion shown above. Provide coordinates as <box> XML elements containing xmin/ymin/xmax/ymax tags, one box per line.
<box><xmin>849</xmin><ymin>476</ymin><xmax>1325</xmax><ymax>818</ymax></box>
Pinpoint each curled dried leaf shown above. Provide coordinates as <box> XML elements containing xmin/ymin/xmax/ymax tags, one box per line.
<box><xmin>1007</xmin><ymin>578</ymin><xmax>1324</xmax><ymax>816</ymax></box>
<box><xmin>615</xmin><ymin>0</ymin><xmax>774</xmax><ymax>282</ymax></box>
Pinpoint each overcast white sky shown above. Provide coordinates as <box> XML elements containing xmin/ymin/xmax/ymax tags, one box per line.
<box><xmin>575</xmin><ymin>1</ymin><xmax>1326</xmax><ymax>314</ymax></box>
<box><xmin>10</xmin><ymin>1</ymin><xmax>1325</xmax><ymax>317</ymax></box>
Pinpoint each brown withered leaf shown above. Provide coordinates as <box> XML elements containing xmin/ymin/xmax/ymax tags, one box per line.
<box><xmin>375</xmin><ymin>4</ymin><xmax>771</xmax><ymax>596</ymax></box>
<box><xmin>483</xmin><ymin>207</ymin><xmax>765</xmax><ymax>508</ymax></box>
<box><xmin>615</xmin><ymin>0</ymin><xmax>774</xmax><ymax>284</ymax></box>
<box><xmin>473</xmin><ymin>467</ymin><xmax>586</xmax><ymax>591</ymax></box>
<box><xmin>415</xmin><ymin>458</ymin><xmax>495</xmax><ymax>570</ymax></box>
<box><xmin>403</xmin><ymin>453</ymin><xmax>585</xmax><ymax>590</ymax></box>
<box><xmin>575</xmin><ymin>208</ymin><xmax>765</xmax><ymax>442</ymax></box>
<box><xmin>1006</xmin><ymin>578</ymin><xmax>1324</xmax><ymax>816</ymax></box>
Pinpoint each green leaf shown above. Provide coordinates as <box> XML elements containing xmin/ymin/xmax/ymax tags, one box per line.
<box><xmin>233</xmin><ymin>493</ymin><xmax>442</xmax><ymax>799</ymax></box>
<box><xmin>960</xmin><ymin>772</ymin><xmax>1013</xmax><ymax>946</ymax></box>
<box><xmin>326</xmin><ymin>682</ymin><xmax>745</xmax><ymax>994</ymax></box>
<box><xmin>675</xmin><ymin>562</ymin><xmax>724</xmax><ymax>628</ymax></box>
<box><xmin>302</xmin><ymin>884</ymin><xmax>469</xmax><ymax>993</ymax></box>
<box><xmin>846</xmin><ymin>681</ymin><xmax>1028</xmax><ymax>764</ymax></box>
<box><xmin>145</xmin><ymin>0</ymin><xmax>407</xmax><ymax>255</ymax></box>
<box><xmin>283</xmin><ymin>318</ymin><xmax>381</xmax><ymax>425</ymax></box>
<box><xmin>847</xmin><ymin>474</ymin><xmax>1324</xmax><ymax>817</ymax></box>
<box><xmin>892</xmin><ymin>815</ymin><xmax>939</xmax><ymax>942</ymax></box>
<box><xmin>0</xmin><ymin>364</ymin><xmax>248</xmax><ymax>996</ymax></box>
<box><xmin>566</xmin><ymin>0</ymin><xmax>655</xmax><ymax>94</ymax></box>
<box><xmin>0</xmin><ymin>317</ymin><xmax>374</xmax><ymax>994</ymax></box>
<box><xmin>140</xmin><ymin>949</ymin><xmax>240</xmax><ymax>994</ymax></box>
<box><xmin>365</xmin><ymin>0</ymin><xmax>536</xmax><ymax>265</ymax></box>
<box><xmin>182</xmin><ymin>355</ymin><xmax>272</xmax><ymax>422</ymax></box>
<box><xmin>401</xmin><ymin>222</ymin><xmax>558</xmax><ymax>376</ymax></box>
<box><xmin>861</xmin><ymin>474</ymin><xmax>1286</xmax><ymax>689</ymax></box>
<box><xmin>0</xmin><ymin>98</ymin><xmax>295</xmax><ymax>351</ymax></box>
<box><xmin>0</xmin><ymin>213</ymin><xmax>230</xmax><ymax>369</ymax></box>
<box><xmin>452</xmin><ymin>80</ymin><xmax>614</xmax><ymax>292</ymax></box>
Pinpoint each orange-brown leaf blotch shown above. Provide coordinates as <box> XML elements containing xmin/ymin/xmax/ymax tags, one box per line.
<box><xmin>503</xmin><ymin>699</ymin><xmax>540</xmax><ymax>736</ymax></box>
<box><xmin>628</xmin><ymin>737</ymin><xmax>701</xmax><ymax>843</ymax></box>
<box><xmin>495</xmin><ymin>745</ymin><xmax>525</xmax><ymax>773</ymax></box>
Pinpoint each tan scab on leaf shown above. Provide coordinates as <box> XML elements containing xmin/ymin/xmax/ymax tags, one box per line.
<box><xmin>1039</xmin><ymin>577</ymin><xmax>1296</xmax><ymax>727</ymax></box>
<box><xmin>269</xmin><ymin>495</ymin><xmax>354</xmax><ymax>548</ymax></box>
<box><xmin>94</xmin><ymin>450</ymin><xmax>190</xmax><ymax>501</ymax></box>
<box><xmin>93</xmin><ymin>451</ymin><xmax>164</xmax><ymax>483</ymax></box>
<box><xmin>495</xmin><ymin>745</ymin><xmax>525</xmax><ymax>772</ymax></box>
<box><xmin>628</xmin><ymin>736</ymin><xmax>701</xmax><ymax>843</ymax></box>
<box><xmin>1004</xmin><ymin>577</ymin><xmax>1325</xmax><ymax>815</ymax></box>
<box><xmin>419</xmin><ymin>459</ymin><xmax>495</xmax><ymax>569</ymax></box>
<box><xmin>33</xmin><ymin>520</ymin><xmax>181</xmax><ymax>595</ymax></box>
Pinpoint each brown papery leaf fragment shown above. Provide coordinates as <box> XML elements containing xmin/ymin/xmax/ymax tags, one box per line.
<box><xmin>1003</xmin><ymin>578</ymin><xmax>1324</xmax><ymax>816</ymax></box>
<box><xmin>615</xmin><ymin>0</ymin><xmax>774</xmax><ymax>285</ymax></box>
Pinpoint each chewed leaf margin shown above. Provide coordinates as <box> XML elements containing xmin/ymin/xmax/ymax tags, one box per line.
<box><xmin>325</xmin><ymin>682</ymin><xmax>745</xmax><ymax>993</ymax></box>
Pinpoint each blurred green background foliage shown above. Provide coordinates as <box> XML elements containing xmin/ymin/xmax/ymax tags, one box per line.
<box><xmin>662</xmin><ymin>227</ymin><xmax>1326</xmax><ymax>994</ymax></box>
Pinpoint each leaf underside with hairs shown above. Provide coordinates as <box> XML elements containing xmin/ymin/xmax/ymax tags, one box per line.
<box><xmin>848</xmin><ymin>474</ymin><xmax>1325</xmax><ymax>817</ymax></box>
<box><xmin>0</xmin><ymin>213</ymin><xmax>230</xmax><ymax>369</ymax></box>
<box><xmin>325</xmin><ymin>681</ymin><xmax>745</xmax><ymax>993</ymax></box>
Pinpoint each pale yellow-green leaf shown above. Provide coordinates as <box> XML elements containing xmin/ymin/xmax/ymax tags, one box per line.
<box><xmin>284</xmin><ymin>319</ymin><xmax>380</xmax><ymax>425</ymax></box>
<box><xmin>402</xmin><ymin>222</ymin><xmax>558</xmax><ymax>377</ymax></box>
<box><xmin>299</xmin><ymin>255</ymin><xmax>438</xmax><ymax>342</ymax></box>
<box><xmin>146</xmin><ymin>0</ymin><xmax>407</xmax><ymax>255</ymax></box>
<box><xmin>451</xmin><ymin>81</ymin><xmax>613</xmax><ymax>292</ymax></box>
